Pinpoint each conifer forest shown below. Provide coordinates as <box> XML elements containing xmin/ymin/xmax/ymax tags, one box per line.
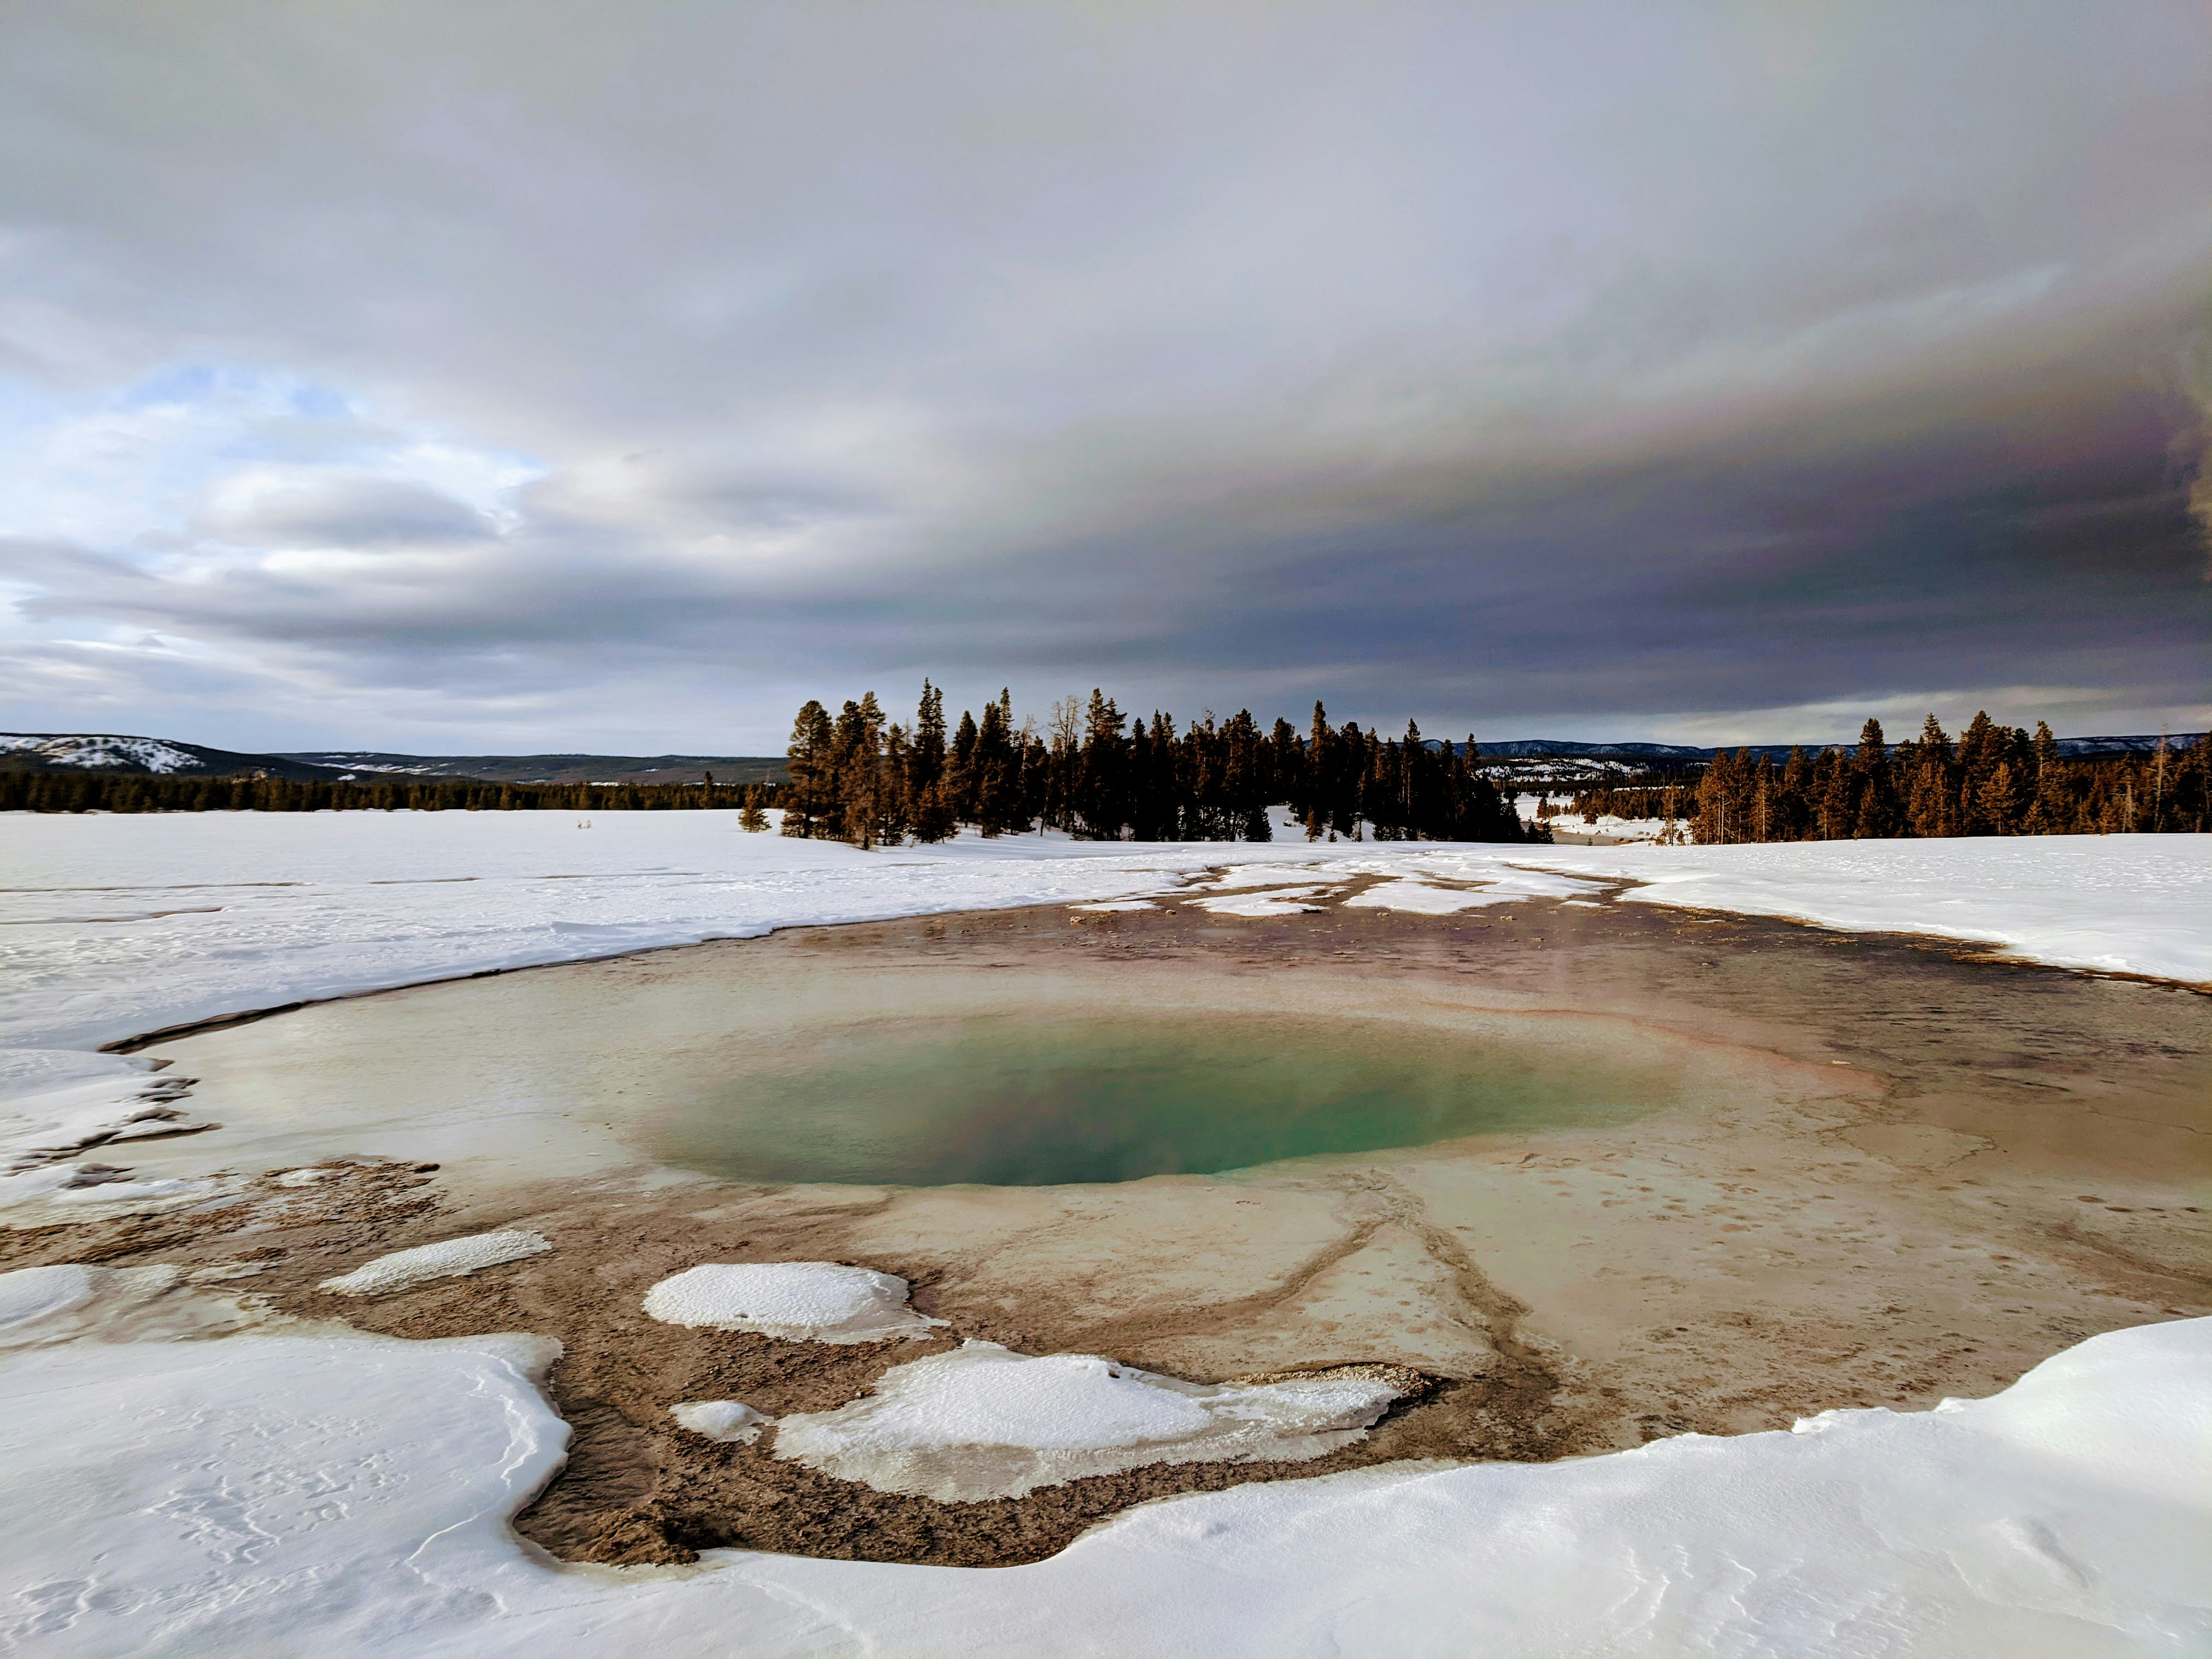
<box><xmin>774</xmin><ymin>685</ymin><xmax>1533</xmax><ymax>847</ymax></box>
<box><xmin>8</xmin><ymin>695</ymin><xmax>2205</xmax><ymax>848</ymax></box>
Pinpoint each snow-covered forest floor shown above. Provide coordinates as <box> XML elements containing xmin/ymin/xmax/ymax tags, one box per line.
<box><xmin>1</xmin><ymin>813</ymin><xmax>2207</xmax><ymax>1655</ymax></box>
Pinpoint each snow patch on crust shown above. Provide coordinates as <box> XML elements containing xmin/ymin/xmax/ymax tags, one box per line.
<box><xmin>771</xmin><ymin>1340</ymin><xmax>1414</xmax><ymax>1500</ymax></box>
<box><xmin>1069</xmin><ymin>899</ymin><xmax>1155</xmax><ymax>911</ymax></box>
<box><xmin>1192</xmin><ymin>863</ymin><xmax>1333</xmax><ymax>890</ymax></box>
<box><xmin>1341</xmin><ymin>879</ymin><xmax>1517</xmax><ymax>913</ymax></box>
<box><xmin>317</xmin><ymin>1229</ymin><xmax>550</xmax><ymax>1297</ymax></box>
<box><xmin>1187</xmin><ymin>885</ymin><xmax>1337</xmax><ymax>916</ymax></box>
<box><xmin>670</xmin><ymin>1399</ymin><xmax>773</xmax><ymax>1443</ymax></box>
<box><xmin>642</xmin><ymin>1262</ymin><xmax>940</xmax><ymax>1342</ymax></box>
<box><xmin>0</xmin><ymin>1263</ymin><xmax>95</xmax><ymax>1328</ymax></box>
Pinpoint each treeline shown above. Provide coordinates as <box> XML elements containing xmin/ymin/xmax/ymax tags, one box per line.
<box><xmin>777</xmin><ymin>685</ymin><xmax>1537</xmax><ymax>846</ymax></box>
<box><xmin>1690</xmin><ymin>716</ymin><xmax>2211</xmax><ymax>843</ymax></box>
<box><xmin>0</xmin><ymin>767</ymin><xmax>779</xmax><ymax>816</ymax></box>
<box><xmin>1550</xmin><ymin>781</ymin><xmax>1698</xmax><ymax>823</ymax></box>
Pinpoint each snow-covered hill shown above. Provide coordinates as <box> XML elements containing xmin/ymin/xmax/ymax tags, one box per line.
<box><xmin>0</xmin><ymin>734</ymin><xmax>340</xmax><ymax>781</ymax></box>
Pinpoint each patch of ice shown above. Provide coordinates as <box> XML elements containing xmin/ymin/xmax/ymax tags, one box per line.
<box><xmin>1069</xmin><ymin>899</ymin><xmax>1155</xmax><ymax>911</ymax></box>
<box><xmin>274</xmin><ymin>1168</ymin><xmax>332</xmax><ymax>1187</ymax></box>
<box><xmin>772</xmin><ymin>1340</ymin><xmax>1411</xmax><ymax>1500</ymax></box>
<box><xmin>0</xmin><ymin>1263</ymin><xmax>95</xmax><ymax>1329</ymax></box>
<box><xmin>642</xmin><ymin>1262</ymin><xmax>939</xmax><ymax>1343</ymax></box>
<box><xmin>317</xmin><ymin>1229</ymin><xmax>550</xmax><ymax>1297</ymax></box>
<box><xmin>670</xmin><ymin>1399</ymin><xmax>773</xmax><ymax>1443</ymax></box>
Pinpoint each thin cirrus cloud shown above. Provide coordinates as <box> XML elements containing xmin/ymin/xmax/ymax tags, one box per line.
<box><xmin>0</xmin><ymin>0</ymin><xmax>2207</xmax><ymax>754</ymax></box>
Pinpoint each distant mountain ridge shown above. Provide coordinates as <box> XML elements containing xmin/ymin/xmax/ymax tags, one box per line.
<box><xmin>2</xmin><ymin>735</ymin><xmax>785</xmax><ymax>786</ymax></box>
<box><xmin>2</xmin><ymin>734</ymin><xmax>345</xmax><ymax>782</ymax></box>
<box><xmin>4</xmin><ymin>730</ymin><xmax>2198</xmax><ymax>786</ymax></box>
<box><xmin>1439</xmin><ymin>733</ymin><xmax>2204</xmax><ymax>763</ymax></box>
<box><xmin>278</xmin><ymin>751</ymin><xmax>787</xmax><ymax>786</ymax></box>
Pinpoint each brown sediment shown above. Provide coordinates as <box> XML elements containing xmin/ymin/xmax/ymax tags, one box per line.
<box><xmin>7</xmin><ymin>890</ymin><xmax>2207</xmax><ymax>1569</ymax></box>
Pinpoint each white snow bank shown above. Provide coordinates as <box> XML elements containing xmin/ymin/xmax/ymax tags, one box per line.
<box><xmin>0</xmin><ymin>1264</ymin><xmax>94</xmax><ymax>1329</ymax></box>
<box><xmin>772</xmin><ymin>1340</ymin><xmax>1409</xmax><ymax>1501</ymax></box>
<box><xmin>642</xmin><ymin>1262</ymin><xmax>940</xmax><ymax>1342</ymax></box>
<box><xmin>0</xmin><ymin>1318</ymin><xmax>2204</xmax><ymax>1655</ymax></box>
<box><xmin>1</xmin><ymin>1060</ymin><xmax>217</xmax><ymax>1174</ymax></box>
<box><xmin>670</xmin><ymin>1399</ymin><xmax>772</xmax><ymax>1443</ymax></box>
<box><xmin>1508</xmin><ymin>834</ymin><xmax>2212</xmax><ymax>984</ymax></box>
<box><xmin>317</xmin><ymin>1229</ymin><xmax>550</xmax><ymax>1297</ymax></box>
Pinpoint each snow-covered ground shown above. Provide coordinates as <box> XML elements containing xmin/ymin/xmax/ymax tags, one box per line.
<box><xmin>2</xmin><ymin>811</ymin><xmax>2208</xmax><ymax>1654</ymax></box>
<box><xmin>0</xmin><ymin>1285</ymin><xmax>2203</xmax><ymax>1655</ymax></box>
<box><xmin>1528</xmin><ymin>836</ymin><xmax>2212</xmax><ymax>985</ymax></box>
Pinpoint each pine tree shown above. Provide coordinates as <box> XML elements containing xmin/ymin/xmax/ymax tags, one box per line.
<box><xmin>781</xmin><ymin>700</ymin><xmax>837</xmax><ymax>837</ymax></box>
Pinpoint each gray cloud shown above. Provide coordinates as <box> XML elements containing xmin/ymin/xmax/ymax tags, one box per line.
<box><xmin>195</xmin><ymin>474</ymin><xmax>496</xmax><ymax>549</ymax></box>
<box><xmin>0</xmin><ymin>0</ymin><xmax>2208</xmax><ymax>750</ymax></box>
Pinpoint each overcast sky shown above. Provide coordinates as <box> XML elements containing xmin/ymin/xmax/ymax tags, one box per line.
<box><xmin>2</xmin><ymin>1</ymin><xmax>2208</xmax><ymax>754</ymax></box>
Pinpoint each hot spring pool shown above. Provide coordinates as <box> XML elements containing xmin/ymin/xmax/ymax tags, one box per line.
<box><xmin>139</xmin><ymin>947</ymin><xmax>1700</xmax><ymax>1187</ymax></box>
<box><xmin>635</xmin><ymin>1011</ymin><xmax>1682</xmax><ymax>1185</ymax></box>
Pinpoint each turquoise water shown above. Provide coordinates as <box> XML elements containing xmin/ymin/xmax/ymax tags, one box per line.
<box><xmin>643</xmin><ymin>1012</ymin><xmax>1682</xmax><ymax>1186</ymax></box>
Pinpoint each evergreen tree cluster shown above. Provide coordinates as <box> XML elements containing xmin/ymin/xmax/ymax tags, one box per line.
<box><xmin>0</xmin><ymin>768</ymin><xmax>775</xmax><ymax>816</ymax></box>
<box><xmin>1689</xmin><ymin>716</ymin><xmax>2212</xmax><ymax>844</ymax></box>
<box><xmin>1559</xmin><ymin>783</ymin><xmax>1693</xmax><ymax>825</ymax></box>
<box><xmin>775</xmin><ymin>686</ymin><xmax>1537</xmax><ymax>847</ymax></box>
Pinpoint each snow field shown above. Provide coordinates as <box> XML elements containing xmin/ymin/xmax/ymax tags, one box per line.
<box><xmin>2</xmin><ymin>816</ymin><xmax>2203</xmax><ymax>1075</ymax></box>
<box><xmin>317</xmin><ymin>1230</ymin><xmax>551</xmax><ymax>1297</ymax></box>
<box><xmin>1514</xmin><ymin>834</ymin><xmax>2212</xmax><ymax>984</ymax></box>
<box><xmin>0</xmin><ymin>1319</ymin><xmax>2203</xmax><ymax>1654</ymax></box>
<box><xmin>770</xmin><ymin>1340</ymin><xmax>1411</xmax><ymax>1501</ymax></box>
<box><xmin>642</xmin><ymin>1262</ymin><xmax>942</xmax><ymax>1342</ymax></box>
